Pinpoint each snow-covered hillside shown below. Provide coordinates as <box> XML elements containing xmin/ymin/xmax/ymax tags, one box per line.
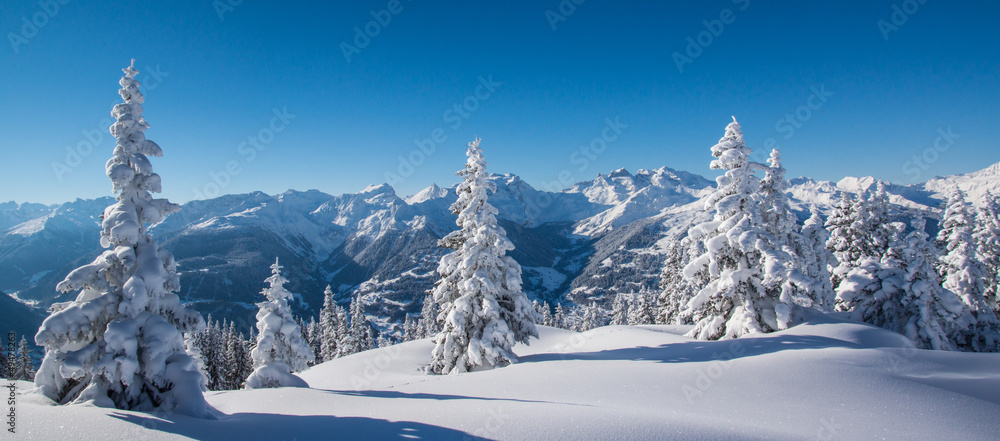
<box><xmin>13</xmin><ymin>315</ymin><xmax>1000</xmax><ymax>440</ymax></box>
<box><xmin>3</xmin><ymin>161</ymin><xmax>999</xmax><ymax>336</ymax></box>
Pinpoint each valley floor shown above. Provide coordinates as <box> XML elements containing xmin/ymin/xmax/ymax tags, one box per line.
<box><xmin>13</xmin><ymin>313</ymin><xmax>1000</xmax><ymax>440</ymax></box>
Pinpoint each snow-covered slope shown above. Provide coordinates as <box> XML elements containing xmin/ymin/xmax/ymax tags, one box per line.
<box><xmin>15</xmin><ymin>316</ymin><xmax>1000</xmax><ymax>440</ymax></box>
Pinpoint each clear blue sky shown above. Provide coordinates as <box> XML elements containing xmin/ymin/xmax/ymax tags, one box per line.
<box><xmin>2</xmin><ymin>1</ymin><xmax>998</xmax><ymax>204</ymax></box>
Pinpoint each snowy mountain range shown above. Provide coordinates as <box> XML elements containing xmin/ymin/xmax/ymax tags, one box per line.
<box><xmin>3</xmin><ymin>162</ymin><xmax>999</xmax><ymax>337</ymax></box>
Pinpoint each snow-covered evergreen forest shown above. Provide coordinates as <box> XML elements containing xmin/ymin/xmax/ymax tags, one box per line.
<box><xmin>3</xmin><ymin>61</ymin><xmax>999</xmax><ymax>440</ymax></box>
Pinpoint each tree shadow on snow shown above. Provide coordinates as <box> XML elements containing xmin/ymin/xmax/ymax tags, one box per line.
<box><xmin>520</xmin><ymin>334</ymin><xmax>861</xmax><ymax>364</ymax></box>
<box><xmin>327</xmin><ymin>389</ymin><xmax>593</xmax><ymax>408</ymax></box>
<box><xmin>110</xmin><ymin>410</ymin><xmax>482</xmax><ymax>441</ymax></box>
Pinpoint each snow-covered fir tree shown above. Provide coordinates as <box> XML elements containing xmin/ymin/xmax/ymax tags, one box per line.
<box><xmin>306</xmin><ymin>319</ymin><xmax>322</xmax><ymax>366</ymax></box>
<box><xmin>937</xmin><ymin>190</ymin><xmax>1000</xmax><ymax>352</ymax></box>
<box><xmin>403</xmin><ymin>315</ymin><xmax>419</xmax><ymax>342</ymax></box>
<box><xmin>759</xmin><ymin>149</ymin><xmax>799</xmax><ymax>248</ymax></box>
<box><xmin>553</xmin><ymin>304</ymin><xmax>567</xmax><ymax>330</ymax></box>
<box><xmin>680</xmin><ymin>117</ymin><xmax>792</xmax><ymax>340</ymax></box>
<box><xmin>319</xmin><ymin>285</ymin><xmax>341</xmax><ymax>362</ymax></box>
<box><xmin>798</xmin><ymin>208</ymin><xmax>834</xmax><ymax>311</ymax></box>
<box><xmin>335</xmin><ymin>304</ymin><xmax>354</xmax><ymax>357</ymax></box>
<box><xmin>33</xmin><ymin>60</ymin><xmax>208</xmax><ymax>416</ymax></box>
<box><xmin>974</xmin><ymin>192</ymin><xmax>1000</xmax><ymax>314</ymax></box>
<box><xmin>0</xmin><ymin>342</ymin><xmax>9</xmax><ymax>379</ymax></box>
<box><xmin>825</xmin><ymin>191</ymin><xmax>859</xmax><ymax>290</ymax></box>
<box><xmin>658</xmin><ymin>235</ymin><xmax>703</xmax><ymax>325</ymax></box>
<box><xmin>419</xmin><ymin>294</ymin><xmax>441</xmax><ymax>339</ymax></box>
<box><xmin>13</xmin><ymin>337</ymin><xmax>35</xmax><ymax>381</ymax></box>
<box><xmin>610</xmin><ymin>294</ymin><xmax>629</xmax><ymax>326</ymax></box>
<box><xmin>246</xmin><ymin>258</ymin><xmax>314</xmax><ymax>388</ymax></box>
<box><xmin>833</xmin><ymin>188</ymin><xmax>897</xmax><ymax>316</ymax></box>
<box><xmin>898</xmin><ymin>216</ymin><xmax>969</xmax><ymax>350</ymax></box>
<box><xmin>540</xmin><ymin>302</ymin><xmax>554</xmax><ymax>327</ymax></box>
<box><xmin>627</xmin><ymin>294</ymin><xmax>655</xmax><ymax>325</ymax></box>
<box><xmin>429</xmin><ymin>138</ymin><xmax>538</xmax><ymax>374</ymax></box>
<box><xmin>345</xmin><ymin>294</ymin><xmax>374</xmax><ymax>355</ymax></box>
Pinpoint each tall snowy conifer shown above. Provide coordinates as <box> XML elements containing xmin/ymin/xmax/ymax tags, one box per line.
<box><xmin>319</xmin><ymin>285</ymin><xmax>340</xmax><ymax>362</ymax></box>
<box><xmin>680</xmin><ymin>117</ymin><xmax>791</xmax><ymax>340</ymax></box>
<box><xmin>0</xmin><ymin>343</ymin><xmax>9</xmax><ymax>379</ymax></box>
<box><xmin>610</xmin><ymin>294</ymin><xmax>629</xmax><ymax>326</ymax></box>
<box><xmin>799</xmin><ymin>208</ymin><xmax>834</xmax><ymax>310</ymax></box>
<box><xmin>34</xmin><ymin>60</ymin><xmax>208</xmax><ymax>416</ymax></box>
<box><xmin>14</xmin><ymin>337</ymin><xmax>35</xmax><ymax>381</ymax></box>
<box><xmin>429</xmin><ymin>138</ymin><xmax>538</xmax><ymax>374</ymax></box>
<box><xmin>245</xmin><ymin>259</ymin><xmax>314</xmax><ymax>388</ymax></box>
<box><xmin>937</xmin><ymin>190</ymin><xmax>1000</xmax><ymax>351</ymax></box>
<box><xmin>974</xmin><ymin>193</ymin><xmax>1000</xmax><ymax>314</ymax></box>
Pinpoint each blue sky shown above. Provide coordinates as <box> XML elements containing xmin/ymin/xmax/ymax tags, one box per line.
<box><xmin>1</xmin><ymin>0</ymin><xmax>998</xmax><ymax>204</ymax></box>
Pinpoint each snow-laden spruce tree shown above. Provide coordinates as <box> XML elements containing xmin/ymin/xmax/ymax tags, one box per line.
<box><xmin>419</xmin><ymin>294</ymin><xmax>441</xmax><ymax>338</ymax></box>
<box><xmin>937</xmin><ymin>190</ymin><xmax>1000</xmax><ymax>351</ymax></box>
<box><xmin>628</xmin><ymin>294</ymin><xmax>655</xmax><ymax>325</ymax></box>
<box><xmin>34</xmin><ymin>60</ymin><xmax>208</xmax><ymax>416</ymax></box>
<box><xmin>658</xmin><ymin>236</ymin><xmax>702</xmax><ymax>325</ymax></box>
<box><xmin>0</xmin><ymin>342</ymin><xmax>9</xmax><ymax>379</ymax></box>
<box><xmin>680</xmin><ymin>117</ymin><xmax>792</xmax><ymax>340</ymax></box>
<box><xmin>13</xmin><ymin>337</ymin><xmax>36</xmax><ymax>381</ymax></box>
<box><xmin>825</xmin><ymin>191</ymin><xmax>859</xmax><ymax>290</ymax></box>
<box><xmin>540</xmin><ymin>301</ymin><xmax>554</xmax><ymax>327</ymax></box>
<box><xmin>318</xmin><ymin>285</ymin><xmax>341</xmax><ymax>362</ymax></box>
<box><xmin>610</xmin><ymin>294</ymin><xmax>629</xmax><ymax>325</ymax></box>
<box><xmin>797</xmin><ymin>208</ymin><xmax>834</xmax><ymax>310</ymax></box>
<box><xmin>429</xmin><ymin>138</ymin><xmax>538</xmax><ymax>374</ymax></box>
<box><xmin>245</xmin><ymin>258</ymin><xmax>314</xmax><ymax>388</ymax></box>
<box><xmin>553</xmin><ymin>304</ymin><xmax>567</xmax><ymax>329</ymax></box>
<box><xmin>974</xmin><ymin>192</ymin><xmax>1000</xmax><ymax>314</ymax></box>
<box><xmin>898</xmin><ymin>216</ymin><xmax>969</xmax><ymax>350</ymax></box>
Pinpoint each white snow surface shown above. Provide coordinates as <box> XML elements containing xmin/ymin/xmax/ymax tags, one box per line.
<box><xmin>15</xmin><ymin>314</ymin><xmax>1000</xmax><ymax>440</ymax></box>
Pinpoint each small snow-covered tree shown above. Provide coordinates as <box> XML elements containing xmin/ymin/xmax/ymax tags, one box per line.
<box><xmin>680</xmin><ymin>117</ymin><xmax>792</xmax><ymax>340</ymax></box>
<box><xmin>610</xmin><ymin>294</ymin><xmax>629</xmax><ymax>326</ymax></box>
<box><xmin>0</xmin><ymin>342</ymin><xmax>9</xmax><ymax>379</ymax></box>
<box><xmin>628</xmin><ymin>294</ymin><xmax>655</xmax><ymax>325</ymax></box>
<box><xmin>826</xmin><ymin>192</ymin><xmax>858</xmax><ymax>290</ymax></box>
<box><xmin>246</xmin><ymin>259</ymin><xmax>314</xmax><ymax>388</ymax></box>
<box><xmin>540</xmin><ymin>301</ymin><xmax>554</xmax><ymax>327</ymax></box>
<box><xmin>402</xmin><ymin>315</ymin><xmax>419</xmax><ymax>342</ymax></box>
<box><xmin>658</xmin><ymin>236</ymin><xmax>701</xmax><ymax>325</ymax></box>
<box><xmin>429</xmin><ymin>138</ymin><xmax>538</xmax><ymax>374</ymax></box>
<box><xmin>974</xmin><ymin>193</ymin><xmax>1000</xmax><ymax>314</ymax></box>
<box><xmin>346</xmin><ymin>294</ymin><xmax>374</xmax><ymax>354</ymax></box>
<box><xmin>937</xmin><ymin>190</ymin><xmax>1000</xmax><ymax>351</ymax></box>
<box><xmin>796</xmin><ymin>208</ymin><xmax>834</xmax><ymax>310</ymax></box>
<box><xmin>898</xmin><ymin>216</ymin><xmax>969</xmax><ymax>350</ymax></box>
<box><xmin>319</xmin><ymin>286</ymin><xmax>341</xmax><ymax>362</ymax></box>
<box><xmin>419</xmin><ymin>294</ymin><xmax>441</xmax><ymax>338</ymax></box>
<box><xmin>13</xmin><ymin>337</ymin><xmax>35</xmax><ymax>381</ymax></box>
<box><xmin>307</xmin><ymin>319</ymin><xmax>322</xmax><ymax>366</ymax></box>
<box><xmin>335</xmin><ymin>304</ymin><xmax>354</xmax><ymax>356</ymax></box>
<box><xmin>34</xmin><ymin>60</ymin><xmax>207</xmax><ymax>416</ymax></box>
<box><xmin>553</xmin><ymin>304</ymin><xmax>567</xmax><ymax>329</ymax></box>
